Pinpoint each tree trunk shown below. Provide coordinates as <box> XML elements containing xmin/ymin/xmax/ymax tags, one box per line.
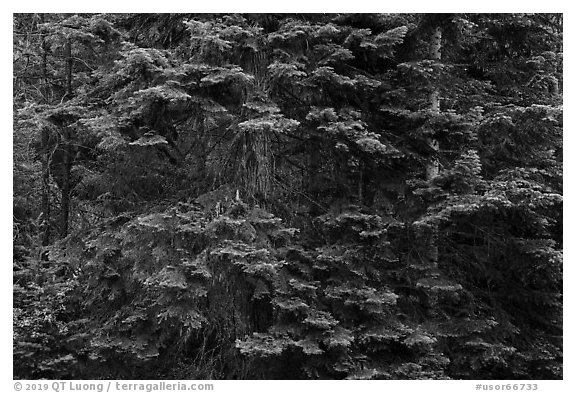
<box><xmin>307</xmin><ymin>138</ymin><xmax>322</xmax><ymax>215</ymax></box>
<box><xmin>60</xmin><ymin>39</ymin><xmax>73</xmax><ymax>238</ymax></box>
<box><xmin>40</xmin><ymin>21</ymin><xmax>50</xmax><ymax>246</ymax></box>
<box><xmin>426</xmin><ymin>26</ymin><xmax>442</xmax><ymax>268</ymax></box>
<box><xmin>59</xmin><ymin>127</ymin><xmax>72</xmax><ymax>238</ymax></box>
<box><xmin>426</xmin><ymin>26</ymin><xmax>441</xmax><ymax>179</ymax></box>
<box><xmin>197</xmin><ymin>117</ymin><xmax>207</xmax><ymax>177</ymax></box>
<box><xmin>41</xmin><ymin>128</ymin><xmax>51</xmax><ymax>246</ymax></box>
<box><xmin>40</xmin><ymin>13</ymin><xmax>50</xmax><ymax>103</ymax></box>
<box><xmin>65</xmin><ymin>39</ymin><xmax>73</xmax><ymax>98</ymax></box>
<box><xmin>358</xmin><ymin>161</ymin><xmax>364</xmax><ymax>205</ymax></box>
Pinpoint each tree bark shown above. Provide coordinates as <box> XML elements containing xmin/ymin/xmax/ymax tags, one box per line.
<box><xmin>307</xmin><ymin>138</ymin><xmax>322</xmax><ymax>215</ymax></box>
<box><xmin>59</xmin><ymin>127</ymin><xmax>72</xmax><ymax>238</ymax></box>
<box><xmin>65</xmin><ymin>39</ymin><xmax>73</xmax><ymax>98</ymax></box>
<box><xmin>60</xmin><ymin>39</ymin><xmax>73</xmax><ymax>238</ymax></box>
<box><xmin>41</xmin><ymin>128</ymin><xmax>51</xmax><ymax>246</ymax></box>
<box><xmin>39</xmin><ymin>13</ymin><xmax>49</xmax><ymax>103</ymax></box>
<box><xmin>426</xmin><ymin>26</ymin><xmax>442</xmax><ymax>268</ymax></box>
<box><xmin>358</xmin><ymin>161</ymin><xmax>364</xmax><ymax>205</ymax></box>
<box><xmin>426</xmin><ymin>26</ymin><xmax>441</xmax><ymax>180</ymax></box>
<box><xmin>40</xmin><ymin>17</ymin><xmax>50</xmax><ymax>246</ymax></box>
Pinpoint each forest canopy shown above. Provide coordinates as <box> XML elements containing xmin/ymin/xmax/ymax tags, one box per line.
<box><xmin>13</xmin><ymin>13</ymin><xmax>562</xmax><ymax>379</ymax></box>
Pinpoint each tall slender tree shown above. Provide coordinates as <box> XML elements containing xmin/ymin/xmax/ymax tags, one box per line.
<box><xmin>426</xmin><ymin>25</ymin><xmax>442</xmax><ymax>268</ymax></box>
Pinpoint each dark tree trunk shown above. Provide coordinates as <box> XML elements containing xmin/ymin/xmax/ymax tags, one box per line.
<box><xmin>60</xmin><ymin>39</ymin><xmax>73</xmax><ymax>238</ymax></box>
<box><xmin>307</xmin><ymin>138</ymin><xmax>322</xmax><ymax>215</ymax></box>
<box><xmin>59</xmin><ymin>127</ymin><xmax>72</xmax><ymax>238</ymax></box>
<box><xmin>41</xmin><ymin>128</ymin><xmax>51</xmax><ymax>246</ymax></box>
<box><xmin>40</xmin><ymin>19</ymin><xmax>51</xmax><ymax>245</ymax></box>
<box><xmin>65</xmin><ymin>39</ymin><xmax>73</xmax><ymax>98</ymax></box>
<box><xmin>358</xmin><ymin>161</ymin><xmax>365</xmax><ymax>205</ymax></box>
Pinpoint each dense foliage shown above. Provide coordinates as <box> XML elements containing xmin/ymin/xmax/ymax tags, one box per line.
<box><xmin>13</xmin><ymin>13</ymin><xmax>562</xmax><ymax>379</ymax></box>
